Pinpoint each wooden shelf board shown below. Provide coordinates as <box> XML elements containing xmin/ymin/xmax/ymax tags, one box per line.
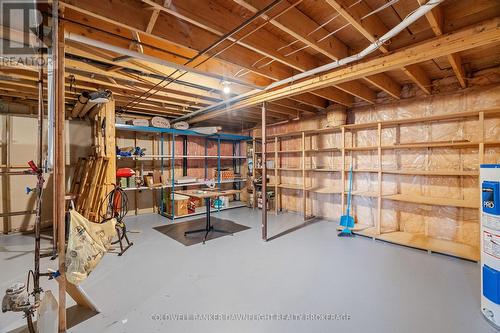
<box><xmin>278</xmin><ymin>183</ymin><xmax>310</xmax><ymax>190</ymax></box>
<box><xmin>383</xmin><ymin>193</ymin><xmax>478</xmax><ymax>208</ymax></box>
<box><xmin>307</xmin><ymin>148</ymin><xmax>339</xmax><ymax>152</ymax></box>
<box><xmin>336</xmin><ymin>223</ymin><xmax>372</xmax><ymax>231</ymax></box>
<box><xmin>312</xmin><ymin>168</ymin><xmax>340</xmax><ymax>172</ymax></box>
<box><xmin>383</xmin><ymin>169</ymin><xmax>479</xmax><ymax>176</ymax></box>
<box><xmin>344</xmin><ymin>146</ymin><xmax>377</xmax><ymax>151</ymax></box>
<box><xmin>382</xmin><ymin>141</ymin><xmax>478</xmax><ymax>150</ymax></box>
<box><xmin>355</xmin><ymin>226</ymin><xmax>380</xmax><ymax>237</ymax></box>
<box><xmin>122</xmin><ymin>179</ymin><xmax>245</xmax><ymax>191</ymax></box>
<box><xmin>310</xmin><ymin>186</ymin><xmax>342</xmax><ymax>194</ymax></box>
<box><xmin>254</xmin><ymin>108</ymin><xmax>500</xmax><ymax>140</ymax></box>
<box><xmin>484</xmin><ymin>141</ymin><xmax>500</xmax><ymax>147</ymax></box>
<box><xmin>351</xmin><ymin>190</ymin><xmax>379</xmax><ymax>198</ymax></box>
<box><xmin>119</xmin><ymin>155</ymin><xmax>246</xmax><ymax>159</ymax></box>
<box><xmin>352</xmin><ymin>169</ymin><xmax>379</xmax><ymax>173</ymax></box>
<box><xmin>376</xmin><ymin>231</ymin><xmax>479</xmax><ymax>261</ymax></box>
<box><xmin>343</xmin><ymin>108</ymin><xmax>500</xmax><ymax>130</ymax></box>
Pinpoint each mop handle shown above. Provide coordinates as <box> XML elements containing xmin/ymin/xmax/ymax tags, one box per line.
<box><xmin>346</xmin><ymin>166</ymin><xmax>353</xmax><ymax>216</ymax></box>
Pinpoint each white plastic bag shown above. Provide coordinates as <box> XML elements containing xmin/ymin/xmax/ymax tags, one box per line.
<box><xmin>65</xmin><ymin>210</ymin><xmax>116</xmax><ymax>285</ymax></box>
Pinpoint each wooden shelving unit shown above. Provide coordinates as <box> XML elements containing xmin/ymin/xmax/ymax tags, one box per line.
<box><xmin>253</xmin><ymin>108</ymin><xmax>500</xmax><ymax>261</ymax></box>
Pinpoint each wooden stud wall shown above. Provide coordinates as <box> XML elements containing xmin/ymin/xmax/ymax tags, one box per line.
<box><xmin>253</xmin><ymin>80</ymin><xmax>500</xmax><ymax>261</ymax></box>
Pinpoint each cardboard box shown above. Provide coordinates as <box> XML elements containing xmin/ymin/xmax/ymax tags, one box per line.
<box><xmin>214</xmin><ymin>168</ymin><xmax>235</xmax><ymax>180</ymax></box>
<box><xmin>165</xmin><ymin>194</ymin><xmax>189</xmax><ymax>216</ymax></box>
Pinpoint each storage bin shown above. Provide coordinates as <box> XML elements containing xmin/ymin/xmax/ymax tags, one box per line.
<box><xmin>165</xmin><ymin>194</ymin><xmax>190</xmax><ymax>216</ymax></box>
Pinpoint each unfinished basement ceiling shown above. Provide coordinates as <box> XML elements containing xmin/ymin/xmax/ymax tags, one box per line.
<box><xmin>1</xmin><ymin>0</ymin><xmax>499</xmax><ymax>129</ymax></box>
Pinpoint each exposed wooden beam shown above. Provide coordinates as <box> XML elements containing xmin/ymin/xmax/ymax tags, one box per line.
<box><xmin>418</xmin><ymin>0</ymin><xmax>443</xmax><ymax>35</ymax></box>
<box><xmin>61</xmin><ymin>2</ymin><xmax>273</xmax><ymax>87</ymax></box>
<box><xmin>130</xmin><ymin>31</ymin><xmax>144</xmax><ymax>53</ymax></box>
<box><xmin>336</xmin><ymin>81</ymin><xmax>376</xmax><ymax>104</ymax></box>
<box><xmin>106</xmin><ymin>65</ymin><xmax>123</xmax><ymax>72</ymax></box>
<box><xmin>231</xmin><ymin>0</ymin><xmax>376</xmax><ymax>103</ymax></box>
<box><xmin>62</xmin><ymin>1</ymin><xmax>331</xmax><ymax>108</ymax></box>
<box><xmin>291</xmin><ymin>93</ymin><xmax>328</xmax><ymax>110</ymax></box>
<box><xmin>189</xmin><ymin>17</ymin><xmax>500</xmax><ymax>122</ymax></box>
<box><xmin>402</xmin><ymin>64</ymin><xmax>432</xmax><ymax>95</ymax></box>
<box><xmin>418</xmin><ymin>0</ymin><xmax>467</xmax><ymax>88</ymax></box>
<box><xmin>145</xmin><ymin>8</ymin><xmax>161</xmax><ymax>34</ymax></box>
<box><xmin>325</xmin><ymin>0</ymin><xmax>430</xmax><ymax>96</ymax></box>
<box><xmin>311</xmin><ymin>88</ymin><xmax>353</xmax><ymax>107</ymax></box>
<box><xmin>325</xmin><ymin>0</ymin><xmax>388</xmax><ymax>52</ymax></box>
<box><xmin>138</xmin><ymin>0</ymin><xmax>374</xmax><ymax>103</ymax></box>
<box><xmin>232</xmin><ymin>0</ymin><xmax>348</xmax><ymax>60</ymax></box>
<box><xmin>447</xmin><ymin>53</ymin><xmax>467</xmax><ymax>88</ymax></box>
<box><xmin>364</xmin><ymin>73</ymin><xmax>401</xmax><ymax>99</ymax></box>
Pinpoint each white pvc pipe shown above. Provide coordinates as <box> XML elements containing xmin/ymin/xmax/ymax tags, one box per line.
<box><xmin>177</xmin><ymin>0</ymin><xmax>444</xmax><ymax>122</ymax></box>
<box><xmin>265</xmin><ymin>0</ymin><xmax>444</xmax><ymax>90</ymax></box>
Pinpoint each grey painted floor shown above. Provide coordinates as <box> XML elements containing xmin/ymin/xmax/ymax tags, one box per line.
<box><xmin>0</xmin><ymin>208</ymin><xmax>495</xmax><ymax>333</ymax></box>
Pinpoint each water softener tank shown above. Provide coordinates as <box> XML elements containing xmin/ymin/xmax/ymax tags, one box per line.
<box><xmin>481</xmin><ymin>164</ymin><xmax>500</xmax><ymax>329</ymax></box>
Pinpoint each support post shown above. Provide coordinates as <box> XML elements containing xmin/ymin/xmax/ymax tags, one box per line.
<box><xmin>274</xmin><ymin>137</ymin><xmax>278</xmax><ymax>215</ymax></box>
<box><xmin>54</xmin><ymin>10</ymin><xmax>67</xmax><ymax>332</ymax></box>
<box><xmin>341</xmin><ymin>127</ymin><xmax>346</xmax><ymax>214</ymax></box>
<box><xmin>261</xmin><ymin>103</ymin><xmax>267</xmax><ymax>241</ymax></box>
<box><xmin>302</xmin><ymin>132</ymin><xmax>306</xmax><ymax>219</ymax></box>
<box><xmin>103</xmin><ymin>100</ymin><xmax>116</xmax><ymax>194</ymax></box>
<box><xmin>377</xmin><ymin>123</ymin><xmax>382</xmax><ymax>235</ymax></box>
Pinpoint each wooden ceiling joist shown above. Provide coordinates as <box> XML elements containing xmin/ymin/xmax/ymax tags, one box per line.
<box><xmin>364</xmin><ymin>73</ymin><xmax>401</xmax><ymax>100</ymax></box>
<box><xmin>232</xmin><ymin>0</ymin><xmax>348</xmax><ymax>60</ymax></box>
<box><xmin>63</xmin><ymin>0</ymin><xmax>375</xmax><ymax>108</ymax></box>
<box><xmin>189</xmin><ymin>17</ymin><xmax>500</xmax><ymax>122</ymax></box>
<box><xmin>418</xmin><ymin>0</ymin><xmax>468</xmax><ymax>88</ymax></box>
<box><xmin>401</xmin><ymin>64</ymin><xmax>432</xmax><ymax>95</ymax></box>
<box><xmin>324</xmin><ymin>0</ymin><xmax>431</xmax><ymax>95</ymax></box>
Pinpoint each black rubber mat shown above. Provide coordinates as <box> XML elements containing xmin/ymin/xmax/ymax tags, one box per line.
<box><xmin>153</xmin><ymin>217</ymin><xmax>250</xmax><ymax>246</ymax></box>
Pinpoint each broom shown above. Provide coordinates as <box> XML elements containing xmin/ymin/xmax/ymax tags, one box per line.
<box><xmin>338</xmin><ymin>165</ymin><xmax>355</xmax><ymax>237</ymax></box>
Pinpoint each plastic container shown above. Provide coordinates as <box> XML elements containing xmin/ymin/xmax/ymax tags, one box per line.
<box><xmin>37</xmin><ymin>290</ymin><xmax>58</xmax><ymax>333</ymax></box>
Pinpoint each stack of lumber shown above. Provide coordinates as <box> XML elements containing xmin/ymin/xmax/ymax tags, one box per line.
<box><xmin>68</xmin><ymin>156</ymin><xmax>110</xmax><ymax>222</ymax></box>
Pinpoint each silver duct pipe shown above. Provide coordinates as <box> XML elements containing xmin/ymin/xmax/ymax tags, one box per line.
<box><xmin>64</xmin><ymin>32</ymin><xmax>262</xmax><ymax>90</ymax></box>
<box><xmin>175</xmin><ymin>0</ymin><xmax>444</xmax><ymax>123</ymax></box>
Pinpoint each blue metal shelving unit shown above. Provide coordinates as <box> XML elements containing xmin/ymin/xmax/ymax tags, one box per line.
<box><xmin>115</xmin><ymin>124</ymin><xmax>251</xmax><ymax>221</ymax></box>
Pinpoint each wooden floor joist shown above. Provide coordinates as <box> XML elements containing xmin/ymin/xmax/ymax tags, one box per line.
<box><xmin>190</xmin><ymin>17</ymin><xmax>500</xmax><ymax>122</ymax></box>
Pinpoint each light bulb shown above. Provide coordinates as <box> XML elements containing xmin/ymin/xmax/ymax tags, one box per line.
<box><xmin>223</xmin><ymin>85</ymin><xmax>231</xmax><ymax>94</ymax></box>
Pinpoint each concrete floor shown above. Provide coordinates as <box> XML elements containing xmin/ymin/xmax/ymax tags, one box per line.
<box><xmin>0</xmin><ymin>208</ymin><xmax>495</xmax><ymax>333</ymax></box>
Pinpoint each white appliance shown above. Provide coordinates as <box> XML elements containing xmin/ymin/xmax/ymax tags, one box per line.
<box><xmin>480</xmin><ymin>164</ymin><xmax>500</xmax><ymax>329</ymax></box>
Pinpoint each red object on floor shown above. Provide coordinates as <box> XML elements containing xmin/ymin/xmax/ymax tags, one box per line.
<box><xmin>116</xmin><ymin>168</ymin><xmax>135</xmax><ymax>178</ymax></box>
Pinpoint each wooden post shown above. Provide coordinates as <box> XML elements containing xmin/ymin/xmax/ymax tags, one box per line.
<box><xmin>54</xmin><ymin>12</ymin><xmax>67</xmax><ymax>332</ymax></box>
<box><xmin>302</xmin><ymin>132</ymin><xmax>306</xmax><ymax>219</ymax></box>
<box><xmin>478</xmin><ymin>111</ymin><xmax>485</xmax><ymax>158</ymax></box>
<box><xmin>377</xmin><ymin>123</ymin><xmax>382</xmax><ymax>235</ymax></box>
<box><xmin>274</xmin><ymin>137</ymin><xmax>278</xmax><ymax>215</ymax></box>
<box><xmin>252</xmin><ymin>138</ymin><xmax>256</xmax><ymax>208</ymax></box>
<box><xmin>2</xmin><ymin>115</ymin><xmax>11</xmax><ymax>234</ymax></box>
<box><xmin>341</xmin><ymin>127</ymin><xmax>346</xmax><ymax>214</ymax></box>
<box><xmin>134</xmin><ymin>133</ymin><xmax>138</xmax><ymax>215</ymax></box>
<box><xmin>278</xmin><ymin>137</ymin><xmax>282</xmax><ymax>212</ymax></box>
<box><xmin>103</xmin><ymin>100</ymin><xmax>116</xmax><ymax>194</ymax></box>
<box><xmin>261</xmin><ymin>103</ymin><xmax>267</xmax><ymax>241</ymax></box>
<box><xmin>479</xmin><ymin>111</ymin><xmax>485</xmax><ymax>223</ymax></box>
